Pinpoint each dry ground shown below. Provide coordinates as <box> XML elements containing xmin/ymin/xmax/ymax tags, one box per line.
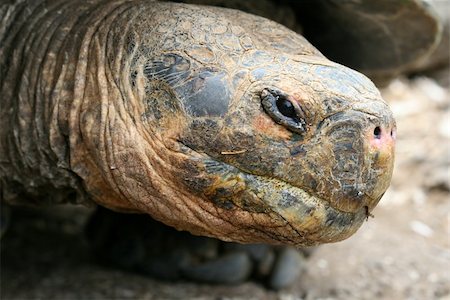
<box><xmin>1</xmin><ymin>76</ymin><xmax>449</xmax><ymax>299</ymax></box>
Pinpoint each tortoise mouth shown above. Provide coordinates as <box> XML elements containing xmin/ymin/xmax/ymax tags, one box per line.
<box><xmin>179</xmin><ymin>142</ymin><xmax>368</xmax><ymax>245</ymax></box>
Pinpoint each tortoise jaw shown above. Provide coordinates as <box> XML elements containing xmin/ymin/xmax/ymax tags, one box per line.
<box><xmin>244</xmin><ymin>173</ymin><xmax>368</xmax><ymax>245</ymax></box>
<box><xmin>185</xmin><ymin>154</ymin><xmax>368</xmax><ymax>246</ymax></box>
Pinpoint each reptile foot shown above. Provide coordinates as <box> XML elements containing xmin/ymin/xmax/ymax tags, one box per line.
<box><xmin>86</xmin><ymin>207</ymin><xmax>310</xmax><ymax>289</ymax></box>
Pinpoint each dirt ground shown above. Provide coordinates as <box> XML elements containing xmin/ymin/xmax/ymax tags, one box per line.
<box><xmin>1</xmin><ymin>75</ymin><xmax>449</xmax><ymax>299</ymax></box>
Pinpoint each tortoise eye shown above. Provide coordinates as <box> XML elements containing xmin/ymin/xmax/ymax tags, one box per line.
<box><xmin>261</xmin><ymin>88</ymin><xmax>306</xmax><ymax>134</ymax></box>
<box><xmin>276</xmin><ymin>96</ymin><xmax>296</xmax><ymax>119</ymax></box>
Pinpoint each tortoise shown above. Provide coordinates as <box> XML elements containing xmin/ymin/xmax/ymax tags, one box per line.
<box><xmin>0</xmin><ymin>0</ymin><xmax>444</xmax><ymax>289</ymax></box>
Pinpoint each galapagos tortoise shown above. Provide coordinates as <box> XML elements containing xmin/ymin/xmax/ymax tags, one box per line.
<box><xmin>0</xmin><ymin>0</ymin><xmax>443</xmax><ymax>289</ymax></box>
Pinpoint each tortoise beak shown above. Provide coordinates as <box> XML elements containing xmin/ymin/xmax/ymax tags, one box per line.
<box><xmin>312</xmin><ymin>107</ymin><xmax>396</xmax><ymax>214</ymax></box>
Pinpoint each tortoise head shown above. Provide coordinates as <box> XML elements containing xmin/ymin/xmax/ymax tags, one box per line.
<box><xmin>91</xmin><ymin>2</ymin><xmax>395</xmax><ymax>246</ymax></box>
<box><xmin>162</xmin><ymin>53</ymin><xmax>396</xmax><ymax>246</ymax></box>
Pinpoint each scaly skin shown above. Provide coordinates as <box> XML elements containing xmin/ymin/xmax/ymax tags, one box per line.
<box><xmin>0</xmin><ymin>0</ymin><xmax>395</xmax><ymax>246</ymax></box>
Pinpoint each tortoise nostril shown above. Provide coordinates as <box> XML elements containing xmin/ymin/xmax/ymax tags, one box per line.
<box><xmin>373</xmin><ymin>126</ymin><xmax>382</xmax><ymax>139</ymax></box>
<box><xmin>390</xmin><ymin>128</ymin><xmax>397</xmax><ymax>140</ymax></box>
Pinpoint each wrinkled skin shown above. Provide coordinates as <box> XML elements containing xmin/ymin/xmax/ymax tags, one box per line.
<box><xmin>0</xmin><ymin>0</ymin><xmax>395</xmax><ymax>247</ymax></box>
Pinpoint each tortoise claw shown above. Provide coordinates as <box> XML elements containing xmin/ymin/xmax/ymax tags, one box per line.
<box><xmin>269</xmin><ymin>247</ymin><xmax>306</xmax><ymax>290</ymax></box>
<box><xmin>181</xmin><ymin>252</ymin><xmax>252</xmax><ymax>284</ymax></box>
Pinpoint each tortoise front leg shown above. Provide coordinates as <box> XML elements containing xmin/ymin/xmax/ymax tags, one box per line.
<box><xmin>85</xmin><ymin>207</ymin><xmax>308</xmax><ymax>289</ymax></box>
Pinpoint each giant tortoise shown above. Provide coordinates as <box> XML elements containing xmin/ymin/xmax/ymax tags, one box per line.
<box><xmin>0</xmin><ymin>0</ymin><xmax>444</xmax><ymax>289</ymax></box>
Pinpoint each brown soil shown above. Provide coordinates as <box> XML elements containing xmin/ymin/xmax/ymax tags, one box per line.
<box><xmin>1</xmin><ymin>76</ymin><xmax>449</xmax><ymax>299</ymax></box>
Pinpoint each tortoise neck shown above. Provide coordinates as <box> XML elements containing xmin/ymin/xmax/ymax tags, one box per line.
<box><xmin>0</xmin><ymin>0</ymin><xmax>134</xmax><ymax>205</ymax></box>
